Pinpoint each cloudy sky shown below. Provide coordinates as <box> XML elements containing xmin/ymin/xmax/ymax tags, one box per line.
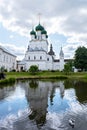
<box><xmin>0</xmin><ymin>0</ymin><xmax>87</xmax><ymax>60</ymax></box>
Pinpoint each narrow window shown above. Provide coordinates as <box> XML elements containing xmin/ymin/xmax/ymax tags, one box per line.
<box><xmin>47</xmin><ymin>58</ymin><xmax>49</xmax><ymax>61</ymax></box>
<box><xmin>28</xmin><ymin>56</ymin><xmax>30</xmax><ymax>60</ymax></box>
<box><xmin>40</xmin><ymin>56</ymin><xmax>42</xmax><ymax>60</ymax></box>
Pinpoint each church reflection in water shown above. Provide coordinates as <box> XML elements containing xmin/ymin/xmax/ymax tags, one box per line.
<box><xmin>24</xmin><ymin>80</ymin><xmax>65</xmax><ymax>126</ymax></box>
<box><xmin>26</xmin><ymin>80</ymin><xmax>49</xmax><ymax>126</ymax></box>
<box><xmin>0</xmin><ymin>79</ymin><xmax>87</xmax><ymax>130</ymax></box>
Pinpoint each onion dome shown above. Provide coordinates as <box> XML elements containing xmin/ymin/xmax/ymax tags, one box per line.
<box><xmin>35</xmin><ymin>23</ymin><xmax>44</xmax><ymax>31</ymax></box>
<box><xmin>41</xmin><ymin>29</ymin><xmax>47</xmax><ymax>34</ymax></box>
<box><xmin>30</xmin><ymin>30</ymin><xmax>36</xmax><ymax>35</ymax></box>
<box><xmin>48</xmin><ymin>44</ymin><xmax>55</xmax><ymax>55</ymax></box>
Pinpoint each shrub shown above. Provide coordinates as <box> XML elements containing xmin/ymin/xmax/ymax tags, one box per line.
<box><xmin>29</xmin><ymin>65</ymin><xmax>38</xmax><ymax>75</ymax></box>
<box><xmin>0</xmin><ymin>78</ymin><xmax>15</xmax><ymax>85</ymax></box>
<box><xmin>10</xmin><ymin>69</ymin><xmax>16</xmax><ymax>72</ymax></box>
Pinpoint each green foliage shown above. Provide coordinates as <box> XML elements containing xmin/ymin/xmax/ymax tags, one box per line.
<box><xmin>29</xmin><ymin>65</ymin><xmax>38</xmax><ymax>75</ymax></box>
<box><xmin>29</xmin><ymin>80</ymin><xmax>38</xmax><ymax>88</ymax></box>
<box><xmin>0</xmin><ymin>78</ymin><xmax>15</xmax><ymax>85</ymax></box>
<box><xmin>74</xmin><ymin>46</ymin><xmax>87</xmax><ymax>71</ymax></box>
<box><xmin>10</xmin><ymin>69</ymin><xmax>16</xmax><ymax>72</ymax></box>
<box><xmin>64</xmin><ymin>60</ymin><xmax>74</xmax><ymax>74</ymax></box>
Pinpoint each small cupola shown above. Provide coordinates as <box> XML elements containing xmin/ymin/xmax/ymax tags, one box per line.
<box><xmin>41</xmin><ymin>29</ymin><xmax>47</xmax><ymax>35</ymax></box>
<box><xmin>41</xmin><ymin>29</ymin><xmax>47</xmax><ymax>40</ymax></box>
<box><xmin>30</xmin><ymin>29</ymin><xmax>36</xmax><ymax>40</ymax></box>
<box><xmin>30</xmin><ymin>30</ymin><xmax>36</xmax><ymax>35</ymax></box>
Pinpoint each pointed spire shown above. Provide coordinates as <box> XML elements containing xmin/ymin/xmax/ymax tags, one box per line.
<box><xmin>60</xmin><ymin>46</ymin><xmax>64</xmax><ymax>57</ymax></box>
<box><xmin>48</xmin><ymin>44</ymin><xmax>55</xmax><ymax>55</ymax></box>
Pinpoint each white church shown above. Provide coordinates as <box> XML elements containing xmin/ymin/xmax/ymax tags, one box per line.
<box><xmin>0</xmin><ymin>46</ymin><xmax>16</xmax><ymax>71</ymax></box>
<box><xmin>17</xmin><ymin>23</ymin><xmax>65</xmax><ymax>71</ymax></box>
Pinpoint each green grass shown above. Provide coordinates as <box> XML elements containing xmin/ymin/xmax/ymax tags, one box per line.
<box><xmin>5</xmin><ymin>71</ymin><xmax>87</xmax><ymax>80</ymax></box>
<box><xmin>0</xmin><ymin>71</ymin><xmax>87</xmax><ymax>85</ymax></box>
<box><xmin>5</xmin><ymin>71</ymin><xmax>68</xmax><ymax>79</ymax></box>
<box><xmin>0</xmin><ymin>77</ymin><xmax>15</xmax><ymax>86</ymax></box>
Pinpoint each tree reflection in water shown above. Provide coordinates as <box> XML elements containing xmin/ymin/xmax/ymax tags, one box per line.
<box><xmin>29</xmin><ymin>80</ymin><xmax>38</xmax><ymax>89</ymax></box>
<box><xmin>64</xmin><ymin>80</ymin><xmax>87</xmax><ymax>103</ymax></box>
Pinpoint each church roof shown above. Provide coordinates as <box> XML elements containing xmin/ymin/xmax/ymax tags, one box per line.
<box><xmin>30</xmin><ymin>30</ymin><xmax>36</xmax><ymax>35</ymax></box>
<box><xmin>41</xmin><ymin>29</ymin><xmax>47</xmax><ymax>34</ymax></box>
<box><xmin>35</xmin><ymin>23</ymin><xmax>44</xmax><ymax>31</ymax></box>
<box><xmin>48</xmin><ymin>44</ymin><xmax>55</xmax><ymax>55</ymax></box>
<box><xmin>0</xmin><ymin>45</ymin><xmax>16</xmax><ymax>57</ymax></box>
<box><xmin>59</xmin><ymin>47</ymin><xmax>64</xmax><ymax>57</ymax></box>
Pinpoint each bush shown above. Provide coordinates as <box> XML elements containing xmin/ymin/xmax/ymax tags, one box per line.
<box><xmin>10</xmin><ymin>69</ymin><xmax>16</xmax><ymax>72</ymax></box>
<box><xmin>4</xmin><ymin>69</ymin><xmax>7</xmax><ymax>72</ymax></box>
<box><xmin>29</xmin><ymin>65</ymin><xmax>38</xmax><ymax>75</ymax></box>
<box><xmin>0</xmin><ymin>78</ymin><xmax>15</xmax><ymax>85</ymax></box>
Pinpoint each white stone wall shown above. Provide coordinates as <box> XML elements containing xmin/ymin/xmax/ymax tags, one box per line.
<box><xmin>53</xmin><ymin>62</ymin><xmax>60</xmax><ymax>70</ymax></box>
<box><xmin>29</xmin><ymin>40</ymin><xmax>48</xmax><ymax>52</ymax></box>
<box><xmin>25</xmin><ymin>61</ymin><xmax>46</xmax><ymax>70</ymax></box>
<box><xmin>0</xmin><ymin>47</ymin><xmax>16</xmax><ymax>71</ymax></box>
<box><xmin>25</xmin><ymin>51</ymin><xmax>47</xmax><ymax>61</ymax></box>
<box><xmin>59</xmin><ymin>59</ymin><xmax>64</xmax><ymax>71</ymax></box>
<box><xmin>24</xmin><ymin>50</ymin><xmax>55</xmax><ymax>71</ymax></box>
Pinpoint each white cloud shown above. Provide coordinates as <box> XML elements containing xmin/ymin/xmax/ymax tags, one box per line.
<box><xmin>0</xmin><ymin>42</ymin><xmax>26</xmax><ymax>60</ymax></box>
<box><xmin>63</xmin><ymin>42</ymin><xmax>86</xmax><ymax>59</ymax></box>
<box><xmin>9</xmin><ymin>35</ymin><xmax>14</xmax><ymax>39</ymax></box>
<box><xmin>0</xmin><ymin>0</ymin><xmax>87</xmax><ymax>59</ymax></box>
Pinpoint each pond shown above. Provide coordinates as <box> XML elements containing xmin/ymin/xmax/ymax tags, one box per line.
<box><xmin>0</xmin><ymin>79</ymin><xmax>87</xmax><ymax>130</ymax></box>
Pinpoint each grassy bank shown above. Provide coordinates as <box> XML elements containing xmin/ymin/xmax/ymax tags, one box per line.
<box><xmin>0</xmin><ymin>77</ymin><xmax>16</xmax><ymax>86</ymax></box>
<box><xmin>0</xmin><ymin>71</ymin><xmax>87</xmax><ymax>85</ymax></box>
<box><xmin>5</xmin><ymin>71</ymin><xmax>68</xmax><ymax>80</ymax></box>
<box><xmin>5</xmin><ymin>71</ymin><xmax>87</xmax><ymax>80</ymax></box>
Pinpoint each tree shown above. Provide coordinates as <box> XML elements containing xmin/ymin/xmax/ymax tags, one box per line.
<box><xmin>29</xmin><ymin>65</ymin><xmax>38</xmax><ymax>75</ymax></box>
<box><xmin>74</xmin><ymin>46</ymin><xmax>87</xmax><ymax>71</ymax></box>
<box><xmin>64</xmin><ymin>60</ymin><xmax>73</xmax><ymax>74</ymax></box>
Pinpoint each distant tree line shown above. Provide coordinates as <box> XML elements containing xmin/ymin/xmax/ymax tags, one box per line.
<box><xmin>64</xmin><ymin>46</ymin><xmax>87</xmax><ymax>73</ymax></box>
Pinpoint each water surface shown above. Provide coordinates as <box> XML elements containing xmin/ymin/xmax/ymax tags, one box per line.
<box><xmin>0</xmin><ymin>80</ymin><xmax>87</xmax><ymax>130</ymax></box>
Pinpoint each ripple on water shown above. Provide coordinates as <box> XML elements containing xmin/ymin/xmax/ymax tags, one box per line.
<box><xmin>59</xmin><ymin>104</ymin><xmax>87</xmax><ymax>130</ymax></box>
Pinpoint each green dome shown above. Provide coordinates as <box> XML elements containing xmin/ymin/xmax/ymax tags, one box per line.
<box><xmin>35</xmin><ymin>23</ymin><xmax>44</xmax><ymax>31</ymax></box>
<box><xmin>30</xmin><ymin>30</ymin><xmax>36</xmax><ymax>35</ymax></box>
<box><xmin>41</xmin><ymin>29</ymin><xmax>47</xmax><ymax>34</ymax></box>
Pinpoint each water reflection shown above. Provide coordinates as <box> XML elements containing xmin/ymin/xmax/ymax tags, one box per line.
<box><xmin>74</xmin><ymin>81</ymin><xmax>87</xmax><ymax>103</ymax></box>
<box><xmin>64</xmin><ymin>80</ymin><xmax>87</xmax><ymax>103</ymax></box>
<box><xmin>59</xmin><ymin>81</ymin><xmax>65</xmax><ymax>98</ymax></box>
<box><xmin>0</xmin><ymin>79</ymin><xmax>87</xmax><ymax>130</ymax></box>
<box><xmin>28</xmin><ymin>80</ymin><xmax>48</xmax><ymax>127</ymax></box>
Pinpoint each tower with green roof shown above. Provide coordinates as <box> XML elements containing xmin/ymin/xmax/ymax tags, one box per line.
<box><xmin>17</xmin><ymin>19</ymin><xmax>65</xmax><ymax>71</ymax></box>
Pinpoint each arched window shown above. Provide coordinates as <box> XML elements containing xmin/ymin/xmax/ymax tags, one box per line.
<box><xmin>28</xmin><ymin>56</ymin><xmax>30</xmax><ymax>60</ymax></box>
<box><xmin>40</xmin><ymin>56</ymin><xmax>42</xmax><ymax>60</ymax></box>
<box><xmin>47</xmin><ymin>58</ymin><xmax>49</xmax><ymax>61</ymax></box>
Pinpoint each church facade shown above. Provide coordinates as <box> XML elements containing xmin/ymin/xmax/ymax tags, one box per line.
<box><xmin>17</xmin><ymin>23</ymin><xmax>65</xmax><ymax>71</ymax></box>
<box><xmin>0</xmin><ymin>46</ymin><xmax>16</xmax><ymax>71</ymax></box>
